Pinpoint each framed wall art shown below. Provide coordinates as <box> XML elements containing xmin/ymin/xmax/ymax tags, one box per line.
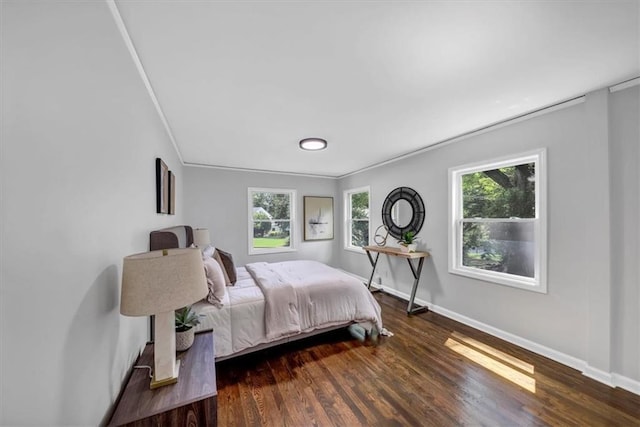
<box><xmin>304</xmin><ymin>196</ymin><xmax>334</xmax><ymax>241</ymax></box>
<box><xmin>156</xmin><ymin>158</ymin><xmax>169</xmax><ymax>214</ymax></box>
<box><xmin>168</xmin><ymin>171</ymin><xmax>176</xmax><ymax>215</ymax></box>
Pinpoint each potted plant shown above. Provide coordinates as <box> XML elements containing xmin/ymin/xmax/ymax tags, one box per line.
<box><xmin>398</xmin><ymin>231</ymin><xmax>419</xmax><ymax>253</ymax></box>
<box><xmin>175</xmin><ymin>306</ymin><xmax>202</xmax><ymax>351</ymax></box>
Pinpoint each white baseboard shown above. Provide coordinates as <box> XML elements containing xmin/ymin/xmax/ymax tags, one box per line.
<box><xmin>583</xmin><ymin>369</ymin><xmax>640</xmax><ymax>394</ymax></box>
<box><xmin>583</xmin><ymin>366</ymin><xmax>614</xmax><ymax>387</ymax></box>
<box><xmin>612</xmin><ymin>373</ymin><xmax>640</xmax><ymax>395</ymax></box>
<box><xmin>341</xmin><ymin>270</ymin><xmax>640</xmax><ymax>396</ymax></box>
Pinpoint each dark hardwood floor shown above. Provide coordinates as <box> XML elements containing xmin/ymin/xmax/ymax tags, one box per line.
<box><xmin>216</xmin><ymin>292</ymin><xmax>640</xmax><ymax>426</ymax></box>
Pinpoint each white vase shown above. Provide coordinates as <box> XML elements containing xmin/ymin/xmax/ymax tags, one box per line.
<box><xmin>176</xmin><ymin>328</ymin><xmax>195</xmax><ymax>352</ymax></box>
<box><xmin>400</xmin><ymin>243</ymin><xmax>417</xmax><ymax>253</ymax></box>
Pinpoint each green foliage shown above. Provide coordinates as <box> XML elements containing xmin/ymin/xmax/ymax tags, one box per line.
<box><xmin>462</xmin><ymin>163</ymin><xmax>535</xmax><ymax>219</ymax></box>
<box><xmin>253</xmin><ymin>192</ymin><xmax>290</xmax><ymax>219</ymax></box>
<box><xmin>399</xmin><ymin>231</ymin><xmax>417</xmax><ymax>245</ymax></box>
<box><xmin>351</xmin><ymin>220</ymin><xmax>369</xmax><ymax>247</ymax></box>
<box><xmin>175</xmin><ymin>306</ymin><xmax>201</xmax><ymax>332</ymax></box>
<box><xmin>351</xmin><ymin>192</ymin><xmax>369</xmax><ymax>219</ymax></box>
<box><xmin>253</xmin><ymin>210</ymin><xmax>272</xmax><ymax>237</ymax></box>
<box><xmin>253</xmin><ymin>192</ymin><xmax>291</xmax><ymax>235</ymax></box>
<box><xmin>461</xmin><ymin>163</ymin><xmax>536</xmax><ymax>276</ymax></box>
<box><xmin>350</xmin><ymin>192</ymin><xmax>370</xmax><ymax>247</ymax></box>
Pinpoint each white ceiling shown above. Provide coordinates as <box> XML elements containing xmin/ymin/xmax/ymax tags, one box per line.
<box><xmin>113</xmin><ymin>1</ymin><xmax>639</xmax><ymax>178</ymax></box>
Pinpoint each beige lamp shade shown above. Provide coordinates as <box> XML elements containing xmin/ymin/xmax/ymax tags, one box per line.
<box><xmin>120</xmin><ymin>248</ymin><xmax>207</xmax><ymax>316</ymax></box>
<box><xmin>193</xmin><ymin>228</ymin><xmax>211</xmax><ymax>248</ymax></box>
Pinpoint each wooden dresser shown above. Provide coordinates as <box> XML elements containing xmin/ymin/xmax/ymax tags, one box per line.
<box><xmin>108</xmin><ymin>330</ymin><xmax>217</xmax><ymax>426</ymax></box>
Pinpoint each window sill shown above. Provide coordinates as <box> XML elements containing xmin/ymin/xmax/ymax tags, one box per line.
<box><xmin>344</xmin><ymin>246</ymin><xmax>367</xmax><ymax>255</ymax></box>
<box><xmin>249</xmin><ymin>247</ymin><xmax>297</xmax><ymax>256</ymax></box>
<box><xmin>449</xmin><ymin>266</ymin><xmax>546</xmax><ymax>294</ymax></box>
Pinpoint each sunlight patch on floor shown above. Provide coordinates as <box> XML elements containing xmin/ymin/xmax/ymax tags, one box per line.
<box><xmin>450</xmin><ymin>331</ymin><xmax>535</xmax><ymax>374</ymax></box>
<box><xmin>445</xmin><ymin>333</ymin><xmax>536</xmax><ymax>393</ymax></box>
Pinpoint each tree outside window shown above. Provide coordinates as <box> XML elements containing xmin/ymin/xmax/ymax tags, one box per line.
<box><xmin>249</xmin><ymin>188</ymin><xmax>295</xmax><ymax>254</ymax></box>
<box><xmin>345</xmin><ymin>187</ymin><xmax>370</xmax><ymax>250</ymax></box>
<box><xmin>449</xmin><ymin>150</ymin><xmax>547</xmax><ymax>292</ymax></box>
<box><xmin>462</xmin><ymin>162</ymin><xmax>535</xmax><ymax>277</ymax></box>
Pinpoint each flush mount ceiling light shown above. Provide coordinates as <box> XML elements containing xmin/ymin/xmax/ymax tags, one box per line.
<box><xmin>299</xmin><ymin>138</ymin><xmax>327</xmax><ymax>151</ymax></box>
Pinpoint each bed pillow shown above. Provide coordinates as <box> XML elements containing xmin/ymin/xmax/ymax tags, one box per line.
<box><xmin>201</xmin><ymin>244</ymin><xmax>215</xmax><ymax>259</ymax></box>
<box><xmin>203</xmin><ymin>257</ymin><xmax>225</xmax><ymax>307</ymax></box>
<box><xmin>214</xmin><ymin>248</ymin><xmax>237</xmax><ymax>285</ymax></box>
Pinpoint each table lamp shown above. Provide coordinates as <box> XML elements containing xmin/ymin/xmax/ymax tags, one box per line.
<box><xmin>121</xmin><ymin>248</ymin><xmax>207</xmax><ymax>389</ymax></box>
<box><xmin>193</xmin><ymin>228</ymin><xmax>211</xmax><ymax>248</ymax></box>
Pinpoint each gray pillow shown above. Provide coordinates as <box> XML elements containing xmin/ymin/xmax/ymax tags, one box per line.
<box><xmin>214</xmin><ymin>248</ymin><xmax>237</xmax><ymax>285</ymax></box>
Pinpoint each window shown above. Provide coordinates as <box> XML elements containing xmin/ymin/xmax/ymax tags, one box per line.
<box><xmin>344</xmin><ymin>186</ymin><xmax>370</xmax><ymax>251</ymax></box>
<box><xmin>248</xmin><ymin>188</ymin><xmax>296</xmax><ymax>255</ymax></box>
<box><xmin>449</xmin><ymin>149</ymin><xmax>547</xmax><ymax>292</ymax></box>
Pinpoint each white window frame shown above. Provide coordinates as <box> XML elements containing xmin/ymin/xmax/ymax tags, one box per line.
<box><xmin>344</xmin><ymin>186</ymin><xmax>371</xmax><ymax>253</ymax></box>
<box><xmin>448</xmin><ymin>149</ymin><xmax>547</xmax><ymax>293</ymax></box>
<box><xmin>248</xmin><ymin>187</ymin><xmax>296</xmax><ymax>255</ymax></box>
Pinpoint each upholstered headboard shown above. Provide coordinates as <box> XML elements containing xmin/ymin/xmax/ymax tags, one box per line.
<box><xmin>147</xmin><ymin>225</ymin><xmax>195</xmax><ymax>341</ymax></box>
<box><xmin>149</xmin><ymin>225</ymin><xmax>194</xmax><ymax>251</ymax></box>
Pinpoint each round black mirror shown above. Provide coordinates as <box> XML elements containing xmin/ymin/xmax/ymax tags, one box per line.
<box><xmin>381</xmin><ymin>187</ymin><xmax>425</xmax><ymax>240</ymax></box>
<box><xmin>391</xmin><ymin>199</ymin><xmax>412</xmax><ymax>228</ymax></box>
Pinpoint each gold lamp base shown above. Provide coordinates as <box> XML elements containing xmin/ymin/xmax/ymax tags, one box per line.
<box><xmin>149</xmin><ymin>310</ymin><xmax>181</xmax><ymax>389</ymax></box>
<box><xmin>150</xmin><ymin>360</ymin><xmax>180</xmax><ymax>389</ymax></box>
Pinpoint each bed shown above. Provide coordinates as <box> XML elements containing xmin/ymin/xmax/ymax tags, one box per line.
<box><xmin>149</xmin><ymin>225</ymin><xmax>383</xmax><ymax>360</ymax></box>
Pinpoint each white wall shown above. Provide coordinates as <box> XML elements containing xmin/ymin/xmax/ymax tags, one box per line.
<box><xmin>610</xmin><ymin>85</ymin><xmax>640</xmax><ymax>384</ymax></box>
<box><xmin>1</xmin><ymin>2</ymin><xmax>184</xmax><ymax>425</ymax></box>
<box><xmin>183</xmin><ymin>167</ymin><xmax>338</xmax><ymax>267</ymax></box>
<box><xmin>339</xmin><ymin>86</ymin><xmax>640</xmax><ymax>388</ymax></box>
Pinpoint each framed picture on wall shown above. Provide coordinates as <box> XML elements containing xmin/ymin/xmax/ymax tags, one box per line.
<box><xmin>304</xmin><ymin>196</ymin><xmax>334</xmax><ymax>241</ymax></box>
<box><xmin>156</xmin><ymin>158</ymin><xmax>169</xmax><ymax>214</ymax></box>
<box><xmin>168</xmin><ymin>171</ymin><xmax>176</xmax><ymax>215</ymax></box>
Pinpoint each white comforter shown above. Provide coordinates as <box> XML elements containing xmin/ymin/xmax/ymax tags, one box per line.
<box><xmin>245</xmin><ymin>260</ymin><xmax>383</xmax><ymax>340</ymax></box>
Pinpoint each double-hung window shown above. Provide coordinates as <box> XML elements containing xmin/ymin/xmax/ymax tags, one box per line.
<box><xmin>449</xmin><ymin>149</ymin><xmax>547</xmax><ymax>292</ymax></box>
<box><xmin>248</xmin><ymin>187</ymin><xmax>296</xmax><ymax>255</ymax></box>
<box><xmin>344</xmin><ymin>186</ymin><xmax>370</xmax><ymax>251</ymax></box>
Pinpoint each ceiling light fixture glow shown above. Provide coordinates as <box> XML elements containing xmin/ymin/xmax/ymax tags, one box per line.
<box><xmin>299</xmin><ymin>138</ymin><xmax>327</xmax><ymax>151</ymax></box>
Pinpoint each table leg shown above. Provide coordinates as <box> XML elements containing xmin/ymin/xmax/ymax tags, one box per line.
<box><xmin>365</xmin><ymin>250</ymin><xmax>381</xmax><ymax>292</ymax></box>
<box><xmin>406</xmin><ymin>257</ymin><xmax>428</xmax><ymax>315</ymax></box>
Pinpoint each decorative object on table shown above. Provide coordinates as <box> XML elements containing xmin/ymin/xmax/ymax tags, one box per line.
<box><xmin>398</xmin><ymin>231</ymin><xmax>419</xmax><ymax>253</ymax></box>
<box><xmin>374</xmin><ymin>224</ymin><xmax>389</xmax><ymax>246</ymax></box>
<box><xmin>120</xmin><ymin>248</ymin><xmax>207</xmax><ymax>389</ymax></box>
<box><xmin>193</xmin><ymin>228</ymin><xmax>211</xmax><ymax>249</ymax></box>
<box><xmin>168</xmin><ymin>170</ymin><xmax>176</xmax><ymax>215</ymax></box>
<box><xmin>155</xmin><ymin>158</ymin><xmax>169</xmax><ymax>214</ymax></box>
<box><xmin>175</xmin><ymin>306</ymin><xmax>202</xmax><ymax>351</ymax></box>
<box><xmin>304</xmin><ymin>196</ymin><xmax>334</xmax><ymax>241</ymax></box>
<box><xmin>381</xmin><ymin>186</ymin><xmax>426</xmax><ymax>240</ymax></box>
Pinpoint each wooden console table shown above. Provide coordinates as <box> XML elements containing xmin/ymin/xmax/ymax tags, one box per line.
<box><xmin>363</xmin><ymin>245</ymin><xmax>430</xmax><ymax>315</ymax></box>
<box><xmin>108</xmin><ymin>330</ymin><xmax>217</xmax><ymax>426</ymax></box>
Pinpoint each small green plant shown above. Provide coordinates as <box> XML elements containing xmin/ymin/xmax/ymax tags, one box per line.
<box><xmin>399</xmin><ymin>231</ymin><xmax>417</xmax><ymax>245</ymax></box>
<box><xmin>175</xmin><ymin>306</ymin><xmax>202</xmax><ymax>332</ymax></box>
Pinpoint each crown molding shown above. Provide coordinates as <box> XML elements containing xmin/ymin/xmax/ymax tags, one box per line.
<box><xmin>107</xmin><ymin>0</ymin><xmax>184</xmax><ymax>164</ymax></box>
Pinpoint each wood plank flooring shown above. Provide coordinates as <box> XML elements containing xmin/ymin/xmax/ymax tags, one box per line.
<box><xmin>216</xmin><ymin>292</ymin><xmax>640</xmax><ymax>426</ymax></box>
